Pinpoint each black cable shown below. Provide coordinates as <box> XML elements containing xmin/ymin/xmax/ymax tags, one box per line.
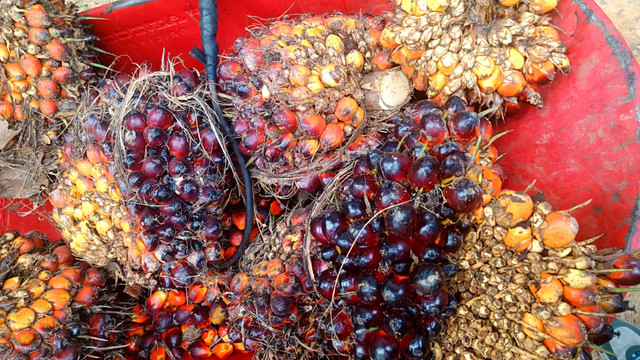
<box><xmin>198</xmin><ymin>0</ymin><xmax>254</xmax><ymax>269</ymax></box>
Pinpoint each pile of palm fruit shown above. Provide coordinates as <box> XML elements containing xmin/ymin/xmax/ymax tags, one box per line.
<box><xmin>0</xmin><ymin>1</ymin><xmax>638</xmax><ymax>360</ymax></box>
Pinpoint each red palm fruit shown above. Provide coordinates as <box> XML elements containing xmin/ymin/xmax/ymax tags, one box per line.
<box><xmin>606</xmin><ymin>254</ymin><xmax>640</xmax><ymax>285</ymax></box>
<box><xmin>75</xmin><ymin>286</ymin><xmax>99</xmax><ymax>307</ymax></box>
<box><xmin>542</xmin><ymin>339</ymin><xmax>574</xmax><ymax>359</ymax></box>
<box><xmin>40</xmin><ymin>99</ymin><xmax>57</xmax><ymax>118</ymax></box>
<box><xmin>218</xmin><ymin>60</ymin><xmax>242</xmax><ymax>81</ymax></box>
<box><xmin>46</xmin><ymin>40</ymin><xmax>70</xmax><ymax>62</ymax></box>
<box><xmin>19</xmin><ymin>55</ymin><xmax>43</xmax><ymax>78</ymax></box>
<box><xmin>543</xmin><ymin>314</ymin><xmax>585</xmax><ymax>347</ymax></box>
<box><xmin>188</xmin><ymin>283</ymin><xmax>207</xmax><ymax>304</ymax></box>
<box><xmin>230</xmin><ymin>273</ymin><xmax>250</xmax><ymax>294</ymax></box>
<box><xmin>53</xmin><ymin>67</ymin><xmax>76</xmax><ymax>85</ymax></box>
<box><xmin>320</xmin><ymin>123</ymin><xmax>344</xmax><ymax>150</ymax></box>
<box><xmin>562</xmin><ymin>286</ymin><xmax>598</xmax><ymax>307</ymax></box>
<box><xmin>300</xmin><ymin>114</ymin><xmax>327</xmax><ymax>137</ymax></box>
<box><xmin>576</xmin><ymin>304</ymin><xmax>606</xmax><ymax>330</ymax></box>
<box><xmin>145</xmin><ymin>290</ymin><xmax>168</xmax><ymax>315</ymax></box>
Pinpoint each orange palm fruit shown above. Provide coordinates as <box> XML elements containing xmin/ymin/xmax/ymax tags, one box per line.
<box><xmin>289</xmin><ymin>65</ymin><xmax>311</xmax><ymax>86</ymax></box>
<box><xmin>25</xmin><ymin>5</ymin><xmax>52</xmax><ymax>28</ymax></box>
<box><xmin>46</xmin><ymin>40</ymin><xmax>70</xmax><ymax>62</ymax></box>
<box><xmin>526</xmin><ymin>61</ymin><xmax>556</xmax><ymax>85</ymax></box>
<box><xmin>320</xmin><ymin>123</ymin><xmax>344</xmax><ymax>150</ymax></box>
<box><xmin>320</xmin><ymin>63</ymin><xmax>346</xmax><ymax>87</ymax></box>
<box><xmin>522</xmin><ymin>312</ymin><xmax>545</xmax><ymax>340</ymax></box>
<box><xmin>43</xmin><ymin>289</ymin><xmax>71</xmax><ymax>310</ymax></box>
<box><xmin>492</xmin><ymin>190</ymin><xmax>534</xmax><ymax>227</ymax></box>
<box><xmin>372</xmin><ymin>51</ymin><xmax>394</xmax><ymax>70</ymax></box>
<box><xmin>39</xmin><ymin>99</ymin><xmax>57</xmax><ymax>117</ymax></box>
<box><xmin>543</xmin><ymin>314</ymin><xmax>585</xmax><ymax>347</ymax></box>
<box><xmin>335</xmin><ymin>97</ymin><xmax>358</xmax><ymax>122</ymax></box>
<box><xmin>0</xmin><ymin>102</ymin><xmax>13</xmax><ymax>120</ymax></box>
<box><xmin>2</xmin><ymin>277</ymin><xmax>20</xmax><ymax>291</ymax></box>
<box><xmin>145</xmin><ymin>290</ymin><xmax>168</xmax><ymax>315</ymax></box>
<box><xmin>530</xmin><ymin>0</ymin><xmax>559</xmax><ymax>13</ymax></box>
<box><xmin>530</xmin><ymin>273</ymin><xmax>564</xmax><ymax>303</ymax></box>
<box><xmin>503</xmin><ymin>224</ymin><xmax>533</xmax><ymax>252</ymax></box>
<box><xmin>472</xmin><ymin>56</ymin><xmax>496</xmax><ymax>79</ymax></box>
<box><xmin>29</xmin><ymin>299</ymin><xmax>53</xmax><ymax>315</ymax></box>
<box><xmin>53</xmin><ymin>66</ymin><xmax>76</xmax><ymax>85</ymax></box>
<box><xmin>32</xmin><ymin>316</ymin><xmax>57</xmax><ymax>335</ymax></box>
<box><xmin>500</xmin><ymin>0</ymin><xmax>520</xmax><ymax>5</ymax></box>
<box><xmin>213</xmin><ymin>342</ymin><xmax>234</xmax><ymax>360</ymax></box>
<box><xmin>562</xmin><ymin>286</ymin><xmax>598</xmax><ymax>307</ymax></box>
<box><xmin>478</xmin><ymin>67</ymin><xmax>503</xmax><ymax>93</ymax></box>
<box><xmin>0</xmin><ymin>43</ymin><xmax>9</xmax><ymax>61</ymax></box>
<box><xmin>428</xmin><ymin>71</ymin><xmax>449</xmax><ymax>92</ymax></box>
<box><xmin>28</xmin><ymin>27</ymin><xmax>51</xmax><ymax>46</ymax></box>
<box><xmin>5</xmin><ymin>63</ymin><xmax>27</xmax><ymax>80</ymax></box>
<box><xmin>498</xmin><ymin>70</ymin><xmax>526</xmax><ymax>97</ymax></box>
<box><xmin>379</xmin><ymin>27</ymin><xmax>399</xmax><ymax>50</ymax></box>
<box><xmin>19</xmin><ymin>55</ymin><xmax>43</xmax><ymax>78</ymax></box>
<box><xmin>7</xmin><ymin>308</ymin><xmax>36</xmax><ymax>331</ymax></box>
<box><xmin>541</xmin><ymin>212</ymin><xmax>579</xmax><ymax>248</ymax></box>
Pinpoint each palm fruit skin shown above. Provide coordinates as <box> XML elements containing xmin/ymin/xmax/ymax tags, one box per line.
<box><xmin>305</xmin><ymin>97</ymin><xmax>502</xmax><ymax>359</ymax></box>
<box><xmin>219</xmin><ymin>13</ymin><xmax>410</xmax><ymax>196</ymax></box>
<box><xmin>0</xmin><ymin>0</ymin><xmax>96</xmax><ymax>131</ymax></box>
<box><xmin>0</xmin><ymin>231</ymin><xmax>123</xmax><ymax>360</ymax></box>
<box><xmin>51</xmin><ymin>68</ymin><xmax>234</xmax><ymax>289</ymax></box>
<box><xmin>439</xmin><ymin>190</ymin><xmax>640</xmax><ymax>360</ymax></box>
<box><xmin>385</xmin><ymin>0</ymin><xmax>569</xmax><ymax>112</ymax></box>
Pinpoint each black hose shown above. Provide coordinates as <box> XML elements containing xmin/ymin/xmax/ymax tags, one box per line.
<box><xmin>198</xmin><ymin>0</ymin><xmax>254</xmax><ymax>269</ymax></box>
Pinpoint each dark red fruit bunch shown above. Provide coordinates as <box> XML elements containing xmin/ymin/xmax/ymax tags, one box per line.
<box><xmin>62</xmin><ymin>67</ymin><xmax>237</xmax><ymax>288</ymax></box>
<box><xmin>309</xmin><ymin>97</ymin><xmax>500</xmax><ymax>360</ymax></box>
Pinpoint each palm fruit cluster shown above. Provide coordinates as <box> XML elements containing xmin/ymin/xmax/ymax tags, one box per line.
<box><xmin>50</xmin><ymin>67</ymin><xmax>237</xmax><ymax>288</ymax></box>
<box><xmin>383</xmin><ymin>0</ymin><xmax>569</xmax><ymax>111</ymax></box>
<box><xmin>0</xmin><ymin>0</ymin><xmax>96</xmax><ymax>135</ymax></box>
<box><xmin>439</xmin><ymin>190</ymin><xmax>640</xmax><ymax>360</ymax></box>
<box><xmin>114</xmin><ymin>208</ymin><xmax>318</xmax><ymax>360</ymax></box>
<box><xmin>218</xmin><ymin>12</ymin><xmax>412</xmax><ymax>195</ymax></box>
<box><xmin>0</xmin><ymin>230</ymin><xmax>127</xmax><ymax>360</ymax></box>
<box><xmin>306</xmin><ymin>96</ymin><xmax>504</xmax><ymax>360</ymax></box>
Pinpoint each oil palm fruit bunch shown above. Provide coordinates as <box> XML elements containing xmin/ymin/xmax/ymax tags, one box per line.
<box><xmin>0</xmin><ymin>0</ymin><xmax>97</xmax><ymax>199</ymax></box>
<box><xmin>306</xmin><ymin>96</ymin><xmax>504</xmax><ymax>360</ymax></box>
<box><xmin>0</xmin><ymin>230</ymin><xmax>129</xmax><ymax>360</ymax></box>
<box><xmin>439</xmin><ymin>190</ymin><xmax>640</xmax><ymax>359</ymax></box>
<box><xmin>51</xmin><ymin>66</ymin><xmax>237</xmax><ymax>288</ymax></box>
<box><xmin>383</xmin><ymin>0</ymin><xmax>569</xmax><ymax>112</ymax></box>
<box><xmin>218</xmin><ymin>12</ymin><xmax>412</xmax><ymax>196</ymax></box>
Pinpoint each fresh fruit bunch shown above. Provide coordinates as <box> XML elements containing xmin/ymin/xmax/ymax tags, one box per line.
<box><xmin>51</xmin><ymin>66</ymin><xmax>237</xmax><ymax>288</ymax></box>
<box><xmin>0</xmin><ymin>0</ymin><xmax>98</xmax><ymax>200</ymax></box>
<box><xmin>0</xmin><ymin>230</ymin><xmax>128</xmax><ymax>360</ymax></box>
<box><xmin>384</xmin><ymin>0</ymin><xmax>569</xmax><ymax>112</ymax></box>
<box><xmin>440</xmin><ymin>190</ymin><xmax>640</xmax><ymax>359</ymax></box>
<box><xmin>218</xmin><ymin>12</ymin><xmax>412</xmax><ymax>195</ymax></box>
<box><xmin>0</xmin><ymin>0</ymin><xmax>96</xmax><ymax>136</ymax></box>
<box><xmin>306</xmin><ymin>96</ymin><xmax>504</xmax><ymax>359</ymax></box>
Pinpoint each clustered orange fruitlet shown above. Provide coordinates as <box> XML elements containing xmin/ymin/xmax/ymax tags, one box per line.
<box><xmin>385</xmin><ymin>0</ymin><xmax>568</xmax><ymax>112</ymax></box>
<box><xmin>218</xmin><ymin>12</ymin><xmax>412</xmax><ymax>196</ymax></box>
<box><xmin>0</xmin><ymin>231</ymin><xmax>129</xmax><ymax>360</ymax></box>
<box><xmin>51</xmin><ymin>67</ymin><xmax>241</xmax><ymax>289</ymax></box>
<box><xmin>439</xmin><ymin>189</ymin><xmax>640</xmax><ymax>360</ymax></box>
<box><xmin>0</xmin><ymin>0</ymin><xmax>96</xmax><ymax>140</ymax></box>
